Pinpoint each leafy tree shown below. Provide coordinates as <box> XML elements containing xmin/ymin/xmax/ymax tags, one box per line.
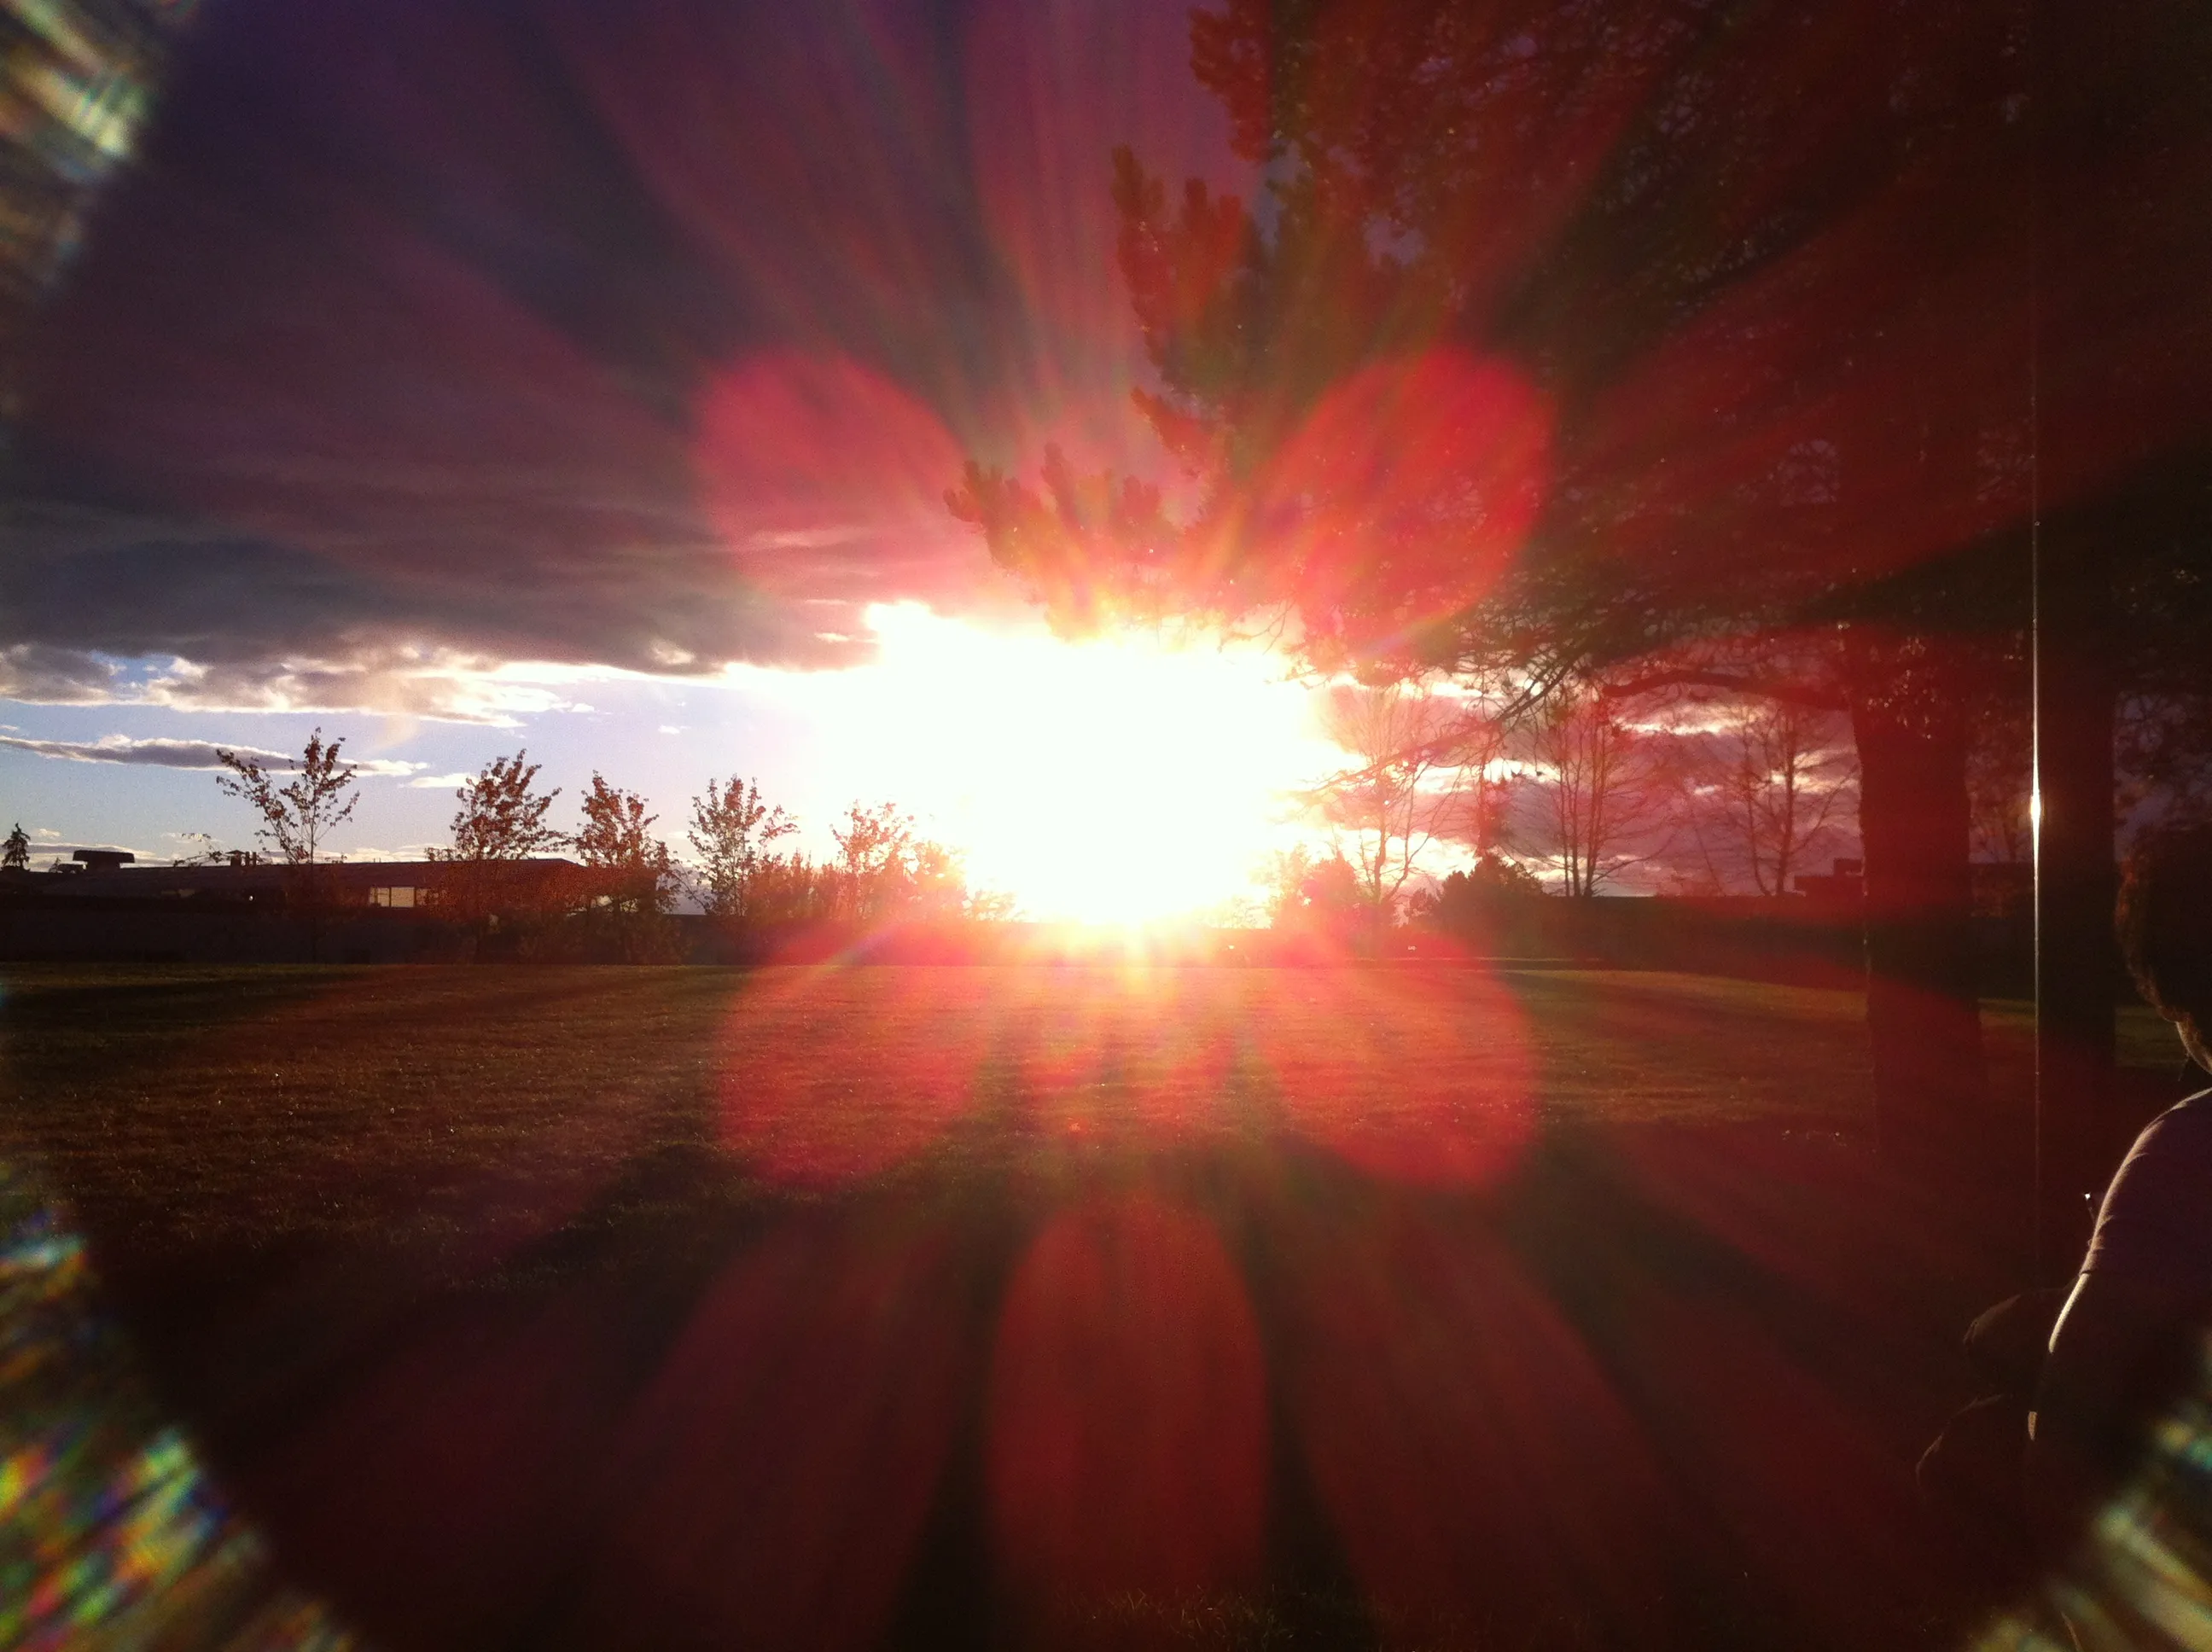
<box><xmin>2</xmin><ymin>823</ymin><xmax>27</xmax><ymax>870</ymax></box>
<box><xmin>1424</xmin><ymin>855</ymin><xmax>1543</xmax><ymax>928</ymax></box>
<box><xmin>687</xmin><ymin>775</ymin><xmax>795</xmax><ymax>920</ymax></box>
<box><xmin>831</xmin><ymin>800</ymin><xmax>913</xmax><ymax>922</ymax></box>
<box><xmin>573</xmin><ymin>774</ymin><xmax>674</xmax><ymax>915</ymax></box>
<box><xmin>1258</xmin><ymin>844</ymin><xmax>1364</xmax><ymax>934</ymax></box>
<box><xmin>429</xmin><ymin>752</ymin><xmax>566</xmax><ymax>921</ymax></box>
<box><xmin>214</xmin><ymin>729</ymin><xmax>358</xmax><ymax>866</ymax></box>
<box><xmin>447</xmin><ymin>752</ymin><xmax>563</xmax><ymax>860</ymax></box>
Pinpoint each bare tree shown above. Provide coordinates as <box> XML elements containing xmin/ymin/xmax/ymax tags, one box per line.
<box><xmin>1311</xmin><ymin>683</ymin><xmax>1468</xmax><ymax>922</ymax></box>
<box><xmin>1683</xmin><ymin>701</ymin><xmax>1859</xmax><ymax>894</ymax></box>
<box><xmin>687</xmin><ymin>775</ymin><xmax>795</xmax><ymax>920</ymax></box>
<box><xmin>215</xmin><ymin>729</ymin><xmax>358</xmax><ymax>865</ymax></box>
<box><xmin>1447</xmin><ymin>699</ymin><xmax>1522</xmax><ymax>863</ymax></box>
<box><xmin>1532</xmin><ymin>690</ymin><xmax>1667</xmax><ymax>897</ymax></box>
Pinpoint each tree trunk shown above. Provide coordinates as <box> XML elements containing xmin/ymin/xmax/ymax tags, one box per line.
<box><xmin>1848</xmin><ymin>672</ymin><xmax>2005</xmax><ymax>1190</ymax></box>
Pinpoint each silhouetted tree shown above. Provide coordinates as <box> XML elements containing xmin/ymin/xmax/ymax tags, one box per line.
<box><xmin>448</xmin><ymin>753</ymin><xmax>563</xmax><ymax>860</ymax></box>
<box><xmin>687</xmin><ymin>775</ymin><xmax>794</xmax><ymax>921</ymax></box>
<box><xmin>1966</xmin><ymin>704</ymin><xmax>2033</xmax><ymax>868</ymax></box>
<box><xmin>432</xmin><ymin>753</ymin><xmax>565</xmax><ymax>921</ymax></box>
<box><xmin>214</xmin><ymin>729</ymin><xmax>357</xmax><ymax>866</ymax></box>
<box><xmin>951</xmin><ymin>0</ymin><xmax>2209</xmax><ymax>1176</ymax></box>
<box><xmin>1679</xmin><ymin>701</ymin><xmax>1859</xmax><ymax>896</ymax></box>
<box><xmin>2</xmin><ymin>823</ymin><xmax>27</xmax><ymax>870</ymax></box>
<box><xmin>1532</xmin><ymin>689</ymin><xmax>1668</xmax><ymax>897</ymax></box>
<box><xmin>573</xmin><ymin>775</ymin><xmax>674</xmax><ymax>916</ymax></box>
<box><xmin>1311</xmin><ymin>683</ymin><xmax>1465</xmax><ymax>921</ymax></box>
<box><xmin>1259</xmin><ymin>844</ymin><xmax>1365</xmax><ymax>936</ymax></box>
<box><xmin>830</xmin><ymin>801</ymin><xmax>911</xmax><ymax>922</ymax></box>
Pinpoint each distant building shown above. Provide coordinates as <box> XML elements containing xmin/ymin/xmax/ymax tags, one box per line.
<box><xmin>1793</xmin><ymin>857</ymin><xmax>1866</xmax><ymax>903</ymax></box>
<box><xmin>0</xmin><ymin>857</ymin><xmax>588</xmax><ymax>962</ymax></box>
<box><xmin>8</xmin><ymin>858</ymin><xmax>577</xmax><ymax>908</ymax></box>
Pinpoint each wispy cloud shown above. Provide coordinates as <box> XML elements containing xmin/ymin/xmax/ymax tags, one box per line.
<box><xmin>0</xmin><ymin>734</ymin><xmax>421</xmax><ymax>777</ymax></box>
<box><xmin>405</xmin><ymin>771</ymin><xmax>476</xmax><ymax>789</ymax></box>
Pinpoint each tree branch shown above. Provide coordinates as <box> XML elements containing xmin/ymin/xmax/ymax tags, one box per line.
<box><xmin>1599</xmin><ymin>668</ymin><xmax>1848</xmax><ymax>713</ymax></box>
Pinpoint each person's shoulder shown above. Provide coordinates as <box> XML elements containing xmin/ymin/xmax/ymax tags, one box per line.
<box><xmin>2125</xmin><ymin>1089</ymin><xmax>2212</xmax><ymax>1162</ymax></box>
<box><xmin>2083</xmin><ymin>1089</ymin><xmax>2212</xmax><ymax>1294</ymax></box>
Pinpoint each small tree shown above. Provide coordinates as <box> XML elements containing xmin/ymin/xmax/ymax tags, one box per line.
<box><xmin>687</xmin><ymin>776</ymin><xmax>795</xmax><ymax>921</ymax></box>
<box><xmin>215</xmin><ymin>729</ymin><xmax>358</xmax><ymax>866</ymax></box>
<box><xmin>573</xmin><ymin>775</ymin><xmax>674</xmax><ymax>915</ymax></box>
<box><xmin>449</xmin><ymin>753</ymin><xmax>563</xmax><ymax>860</ymax></box>
<box><xmin>2</xmin><ymin>823</ymin><xmax>28</xmax><ymax>870</ymax></box>
<box><xmin>1533</xmin><ymin>691</ymin><xmax>1667</xmax><ymax>897</ymax></box>
<box><xmin>434</xmin><ymin>753</ymin><xmax>564</xmax><ymax>920</ymax></box>
<box><xmin>1680</xmin><ymin>701</ymin><xmax>1859</xmax><ymax>895</ymax></box>
<box><xmin>1312</xmin><ymin>684</ymin><xmax>1464</xmax><ymax>924</ymax></box>
<box><xmin>1259</xmin><ymin>844</ymin><xmax>1364</xmax><ymax>936</ymax></box>
<box><xmin>831</xmin><ymin>801</ymin><xmax>913</xmax><ymax>922</ymax></box>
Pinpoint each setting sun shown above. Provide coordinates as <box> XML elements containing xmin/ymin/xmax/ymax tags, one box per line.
<box><xmin>773</xmin><ymin>603</ymin><xmax>1338</xmax><ymax>924</ymax></box>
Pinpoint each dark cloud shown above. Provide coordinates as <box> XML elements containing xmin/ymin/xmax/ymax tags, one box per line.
<box><xmin>9</xmin><ymin>0</ymin><xmax>1224</xmax><ymax>710</ymax></box>
<box><xmin>0</xmin><ymin>733</ymin><xmax>421</xmax><ymax>776</ymax></box>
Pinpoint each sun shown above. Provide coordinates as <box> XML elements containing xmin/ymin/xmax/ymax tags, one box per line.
<box><xmin>829</xmin><ymin>604</ymin><xmax>1335</xmax><ymax>924</ymax></box>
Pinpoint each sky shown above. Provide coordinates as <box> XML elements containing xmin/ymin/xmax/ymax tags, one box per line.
<box><xmin>0</xmin><ymin>0</ymin><xmax>1374</xmax><ymax>919</ymax></box>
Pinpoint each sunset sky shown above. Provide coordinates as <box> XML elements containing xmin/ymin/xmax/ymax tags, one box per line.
<box><xmin>0</xmin><ymin>0</ymin><xmax>1376</xmax><ymax>918</ymax></box>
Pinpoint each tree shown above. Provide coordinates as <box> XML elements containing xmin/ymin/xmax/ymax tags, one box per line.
<box><xmin>2</xmin><ymin>823</ymin><xmax>27</xmax><ymax>870</ymax></box>
<box><xmin>447</xmin><ymin>752</ymin><xmax>563</xmax><ymax>860</ymax></box>
<box><xmin>214</xmin><ymin>729</ymin><xmax>358</xmax><ymax>866</ymax></box>
<box><xmin>573</xmin><ymin>774</ymin><xmax>674</xmax><ymax>915</ymax></box>
<box><xmin>950</xmin><ymin>0</ymin><xmax>2192</xmax><ymax>1179</ymax></box>
<box><xmin>1447</xmin><ymin>702</ymin><xmax>1521</xmax><ymax>867</ymax></box>
<box><xmin>687</xmin><ymin>775</ymin><xmax>795</xmax><ymax>921</ymax></box>
<box><xmin>1532</xmin><ymin>689</ymin><xmax>1668</xmax><ymax>897</ymax></box>
<box><xmin>1258</xmin><ymin>843</ymin><xmax>1364</xmax><ymax>936</ymax></box>
<box><xmin>1966</xmin><ymin>704</ymin><xmax>2032</xmax><ymax>867</ymax></box>
<box><xmin>1424</xmin><ymin>855</ymin><xmax>1545</xmax><ymax>945</ymax></box>
<box><xmin>830</xmin><ymin>801</ymin><xmax>914</xmax><ymax>922</ymax></box>
<box><xmin>434</xmin><ymin>752</ymin><xmax>565</xmax><ymax>920</ymax></box>
<box><xmin>1680</xmin><ymin>700</ymin><xmax>1859</xmax><ymax>895</ymax></box>
<box><xmin>1310</xmin><ymin>683</ymin><xmax>1465</xmax><ymax>922</ymax></box>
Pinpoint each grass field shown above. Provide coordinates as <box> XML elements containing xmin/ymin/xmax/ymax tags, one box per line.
<box><xmin>0</xmin><ymin>964</ymin><xmax>2195</xmax><ymax>1651</ymax></box>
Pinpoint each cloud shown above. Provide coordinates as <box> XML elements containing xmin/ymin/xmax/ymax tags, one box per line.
<box><xmin>2</xmin><ymin>0</ymin><xmax>1106</xmax><ymax>716</ymax></box>
<box><xmin>0</xmin><ymin>643</ymin><xmax>124</xmax><ymax>705</ymax></box>
<box><xmin>0</xmin><ymin>734</ymin><xmax>421</xmax><ymax>777</ymax></box>
<box><xmin>405</xmin><ymin>772</ymin><xmax>478</xmax><ymax>790</ymax></box>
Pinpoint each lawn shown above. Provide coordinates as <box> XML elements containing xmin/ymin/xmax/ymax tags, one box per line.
<box><xmin>0</xmin><ymin>965</ymin><xmax>2194</xmax><ymax>1650</ymax></box>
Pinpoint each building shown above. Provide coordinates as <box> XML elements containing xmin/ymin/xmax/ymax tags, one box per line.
<box><xmin>0</xmin><ymin>857</ymin><xmax>583</xmax><ymax>963</ymax></box>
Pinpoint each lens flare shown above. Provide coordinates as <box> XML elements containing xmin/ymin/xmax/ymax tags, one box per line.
<box><xmin>987</xmin><ymin>1193</ymin><xmax>1267</xmax><ymax>1619</ymax></box>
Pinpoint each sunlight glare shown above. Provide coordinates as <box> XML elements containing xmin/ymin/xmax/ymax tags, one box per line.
<box><xmin>810</xmin><ymin>604</ymin><xmax>1332</xmax><ymax>923</ymax></box>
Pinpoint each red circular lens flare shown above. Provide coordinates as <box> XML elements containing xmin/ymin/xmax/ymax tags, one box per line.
<box><xmin>987</xmin><ymin>1193</ymin><xmax>1268</xmax><ymax>1617</ymax></box>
